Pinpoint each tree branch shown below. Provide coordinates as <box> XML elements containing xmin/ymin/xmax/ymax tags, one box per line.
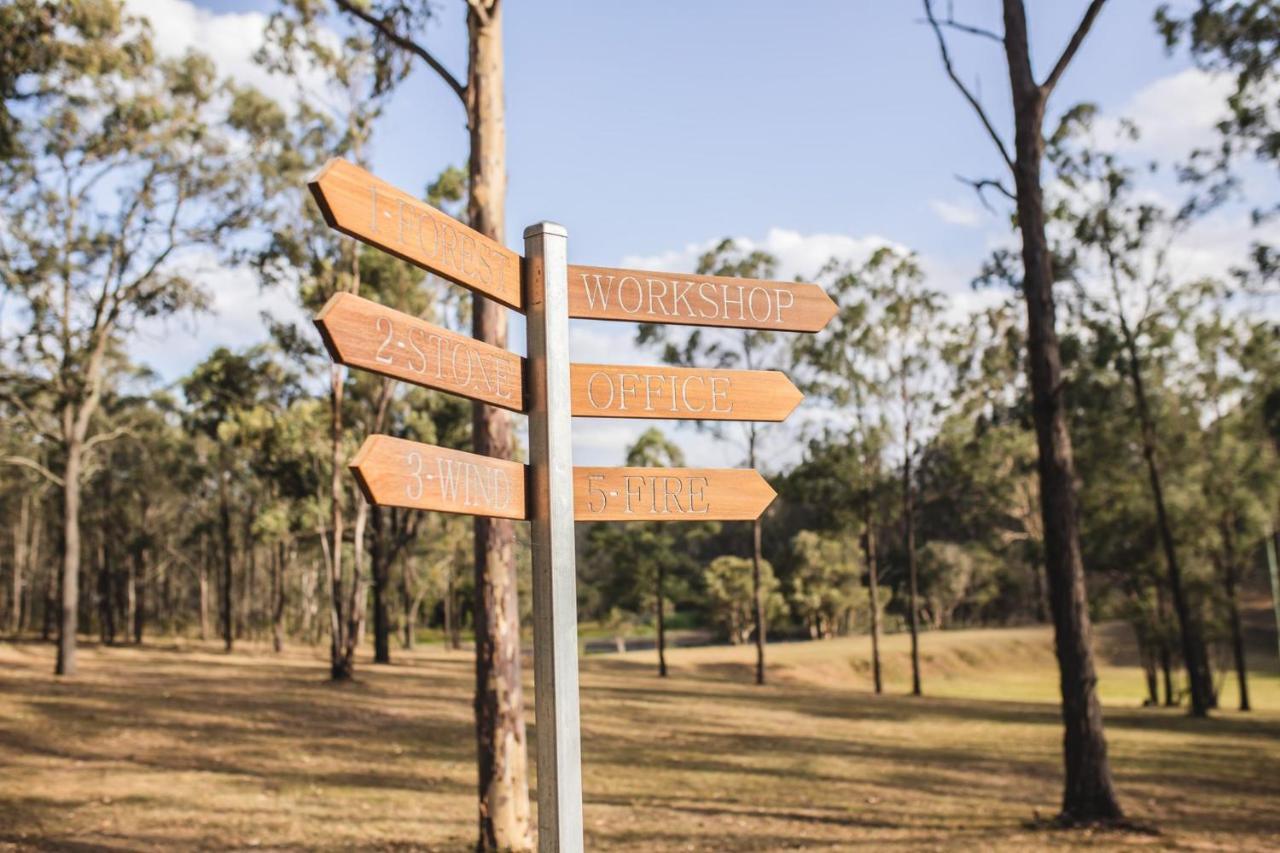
<box><xmin>915</xmin><ymin>12</ymin><xmax>1002</xmax><ymax>44</ymax></box>
<box><xmin>957</xmin><ymin>174</ymin><xmax>1016</xmax><ymax>213</ymax></box>
<box><xmin>1</xmin><ymin>455</ymin><xmax>64</xmax><ymax>487</ymax></box>
<box><xmin>923</xmin><ymin>0</ymin><xmax>1015</xmax><ymax>172</ymax></box>
<box><xmin>1041</xmin><ymin>0</ymin><xmax>1108</xmax><ymax>96</ymax></box>
<box><xmin>332</xmin><ymin>0</ymin><xmax>468</xmax><ymax>106</ymax></box>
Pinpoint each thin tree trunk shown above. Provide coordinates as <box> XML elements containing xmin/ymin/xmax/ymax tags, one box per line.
<box><xmin>98</xmin><ymin>532</ymin><xmax>114</xmax><ymax>645</ymax></box>
<box><xmin>328</xmin><ymin>359</ymin><xmax>351</xmax><ymax>681</ymax></box>
<box><xmin>445</xmin><ymin>558</ymin><xmax>459</xmax><ymax>650</ymax></box>
<box><xmin>862</xmin><ymin>483</ymin><xmax>883</xmax><ymax>695</ymax></box>
<box><xmin>218</xmin><ymin>463</ymin><xmax>234</xmax><ymax>653</ymax></box>
<box><xmin>1000</xmin><ymin>0</ymin><xmax>1122</xmax><ymax>821</ymax></box>
<box><xmin>56</xmin><ymin>431</ymin><xmax>82</xmax><ymax>675</ymax></box>
<box><xmin>199</xmin><ymin>533</ymin><xmax>209</xmax><ymax>642</ymax></box>
<box><xmin>466</xmin><ymin>4</ymin><xmax>530</xmax><ymax>848</ymax></box>
<box><xmin>657</xmin><ymin>559</ymin><xmax>667</xmax><ymax>678</ymax></box>
<box><xmin>11</xmin><ymin>494</ymin><xmax>30</xmax><ymax>636</ymax></box>
<box><xmin>1120</xmin><ymin>333</ymin><xmax>1213</xmax><ymax>716</ymax></box>
<box><xmin>272</xmin><ymin>541</ymin><xmax>287</xmax><ymax>653</ymax></box>
<box><xmin>132</xmin><ymin>546</ymin><xmax>145</xmax><ymax>644</ymax></box>
<box><xmin>400</xmin><ymin>551</ymin><xmax>416</xmax><ymax>650</ymax></box>
<box><xmin>747</xmin><ymin>425</ymin><xmax>766</xmax><ymax>686</ymax></box>
<box><xmin>372</xmin><ymin>507</ymin><xmax>391</xmax><ymax>664</ymax></box>
<box><xmin>904</xmin><ymin>439</ymin><xmax>921</xmax><ymax>697</ymax></box>
<box><xmin>1217</xmin><ymin>520</ymin><xmax>1249</xmax><ymax>711</ymax></box>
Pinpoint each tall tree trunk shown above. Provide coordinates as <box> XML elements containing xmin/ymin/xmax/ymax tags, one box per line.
<box><xmin>1217</xmin><ymin>520</ymin><xmax>1249</xmax><ymax>712</ymax></box>
<box><xmin>1001</xmin><ymin>0</ymin><xmax>1122</xmax><ymax>822</ymax></box>
<box><xmin>198</xmin><ymin>533</ymin><xmax>209</xmax><ymax>642</ymax></box>
<box><xmin>56</xmin><ymin>431</ymin><xmax>82</xmax><ymax>675</ymax></box>
<box><xmin>863</xmin><ymin>525</ymin><xmax>883</xmax><ymax>695</ymax></box>
<box><xmin>466</xmin><ymin>4</ymin><xmax>530</xmax><ymax>849</ymax></box>
<box><xmin>11</xmin><ymin>494</ymin><xmax>29</xmax><ymax>636</ymax></box>
<box><xmin>98</xmin><ymin>532</ymin><xmax>114</xmax><ymax>645</ymax></box>
<box><xmin>445</xmin><ymin>559</ymin><xmax>459</xmax><ymax>650</ymax></box>
<box><xmin>904</xmin><ymin>440</ymin><xmax>921</xmax><ymax>697</ymax></box>
<box><xmin>328</xmin><ymin>359</ymin><xmax>351</xmax><ymax>680</ymax></box>
<box><xmin>132</xmin><ymin>546</ymin><xmax>145</xmax><ymax>645</ymax></box>
<box><xmin>657</xmin><ymin>559</ymin><xmax>667</xmax><ymax>678</ymax></box>
<box><xmin>372</xmin><ymin>507</ymin><xmax>391</xmax><ymax>664</ymax></box>
<box><xmin>1121</xmin><ymin>336</ymin><xmax>1213</xmax><ymax>716</ymax></box>
<box><xmin>747</xmin><ymin>426</ymin><xmax>766</xmax><ymax>686</ymax></box>
<box><xmin>400</xmin><ymin>551</ymin><xmax>415</xmax><ymax>650</ymax></box>
<box><xmin>272</xmin><ymin>541</ymin><xmax>287</xmax><ymax>653</ymax></box>
<box><xmin>218</xmin><ymin>463</ymin><xmax>234</xmax><ymax>653</ymax></box>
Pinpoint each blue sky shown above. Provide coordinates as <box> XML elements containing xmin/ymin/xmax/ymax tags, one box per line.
<box><xmin>125</xmin><ymin>0</ymin><xmax>1266</xmax><ymax>465</ymax></box>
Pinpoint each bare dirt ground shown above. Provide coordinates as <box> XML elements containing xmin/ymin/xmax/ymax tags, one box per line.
<box><xmin>1</xmin><ymin>622</ymin><xmax>1278</xmax><ymax>851</ymax></box>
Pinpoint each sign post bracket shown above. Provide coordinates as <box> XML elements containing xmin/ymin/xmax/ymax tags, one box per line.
<box><xmin>524</xmin><ymin>221</ymin><xmax>584</xmax><ymax>853</ymax></box>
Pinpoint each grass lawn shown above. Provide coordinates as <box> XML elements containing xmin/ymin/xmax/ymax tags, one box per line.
<box><xmin>1</xmin><ymin>621</ymin><xmax>1278</xmax><ymax>851</ymax></box>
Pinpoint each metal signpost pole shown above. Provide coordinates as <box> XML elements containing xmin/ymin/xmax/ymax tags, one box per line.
<box><xmin>524</xmin><ymin>222</ymin><xmax>584</xmax><ymax>853</ymax></box>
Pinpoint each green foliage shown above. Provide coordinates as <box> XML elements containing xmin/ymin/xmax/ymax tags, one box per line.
<box><xmin>703</xmin><ymin>555</ymin><xmax>784</xmax><ymax>644</ymax></box>
<box><xmin>788</xmin><ymin>530</ymin><xmax>866</xmax><ymax>638</ymax></box>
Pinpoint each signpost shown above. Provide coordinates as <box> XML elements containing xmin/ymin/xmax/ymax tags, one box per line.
<box><xmin>308</xmin><ymin>163</ymin><xmax>831</xmax><ymax>853</ymax></box>
<box><xmin>315</xmin><ymin>291</ymin><xmax>524</xmax><ymax>412</ymax></box>
<box><xmin>570</xmin><ymin>363</ymin><xmax>802</xmax><ymax>422</ymax></box>
<box><xmin>309</xmin><ymin>158</ymin><xmax>523</xmax><ymax>309</ymax></box>
<box><xmin>566</xmin><ymin>263</ymin><xmax>836</xmax><ymax>332</ymax></box>
<box><xmin>350</xmin><ymin>437</ymin><xmax>776</xmax><ymax>523</ymax></box>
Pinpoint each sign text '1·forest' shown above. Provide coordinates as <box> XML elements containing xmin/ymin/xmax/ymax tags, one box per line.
<box><xmin>351</xmin><ymin>435</ymin><xmax>776</xmax><ymax>522</ymax></box>
<box><xmin>309</xmin><ymin>158</ymin><xmax>523</xmax><ymax>310</ymax></box>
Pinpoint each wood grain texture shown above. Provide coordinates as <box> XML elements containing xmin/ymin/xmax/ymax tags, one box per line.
<box><xmin>315</xmin><ymin>292</ymin><xmax>524</xmax><ymax>412</ymax></box>
<box><xmin>351</xmin><ymin>436</ymin><xmax>776</xmax><ymax>522</ymax></box>
<box><xmin>573</xmin><ymin>466</ymin><xmax>775</xmax><ymax>521</ymax></box>
<box><xmin>309</xmin><ymin>158</ymin><xmax>523</xmax><ymax>310</ymax></box>
<box><xmin>569</xmin><ymin>364</ymin><xmax>802</xmax><ymax>422</ymax></box>
<box><xmin>566</xmin><ymin>264</ymin><xmax>835</xmax><ymax>333</ymax></box>
<box><xmin>349</xmin><ymin>435</ymin><xmax>526</xmax><ymax>520</ymax></box>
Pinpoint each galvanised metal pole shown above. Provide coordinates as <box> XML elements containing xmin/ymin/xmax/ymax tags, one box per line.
<box><xmin>523</xmin><ymin>222</ymin><xmax>584</xmax><ymax>853</ymax></box>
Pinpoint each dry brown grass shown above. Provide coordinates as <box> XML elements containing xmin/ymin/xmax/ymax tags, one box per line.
<box><xmin>1</xmin><ymin>622</ymin><xmax>1278</xmax><ymax>851</ymax></box>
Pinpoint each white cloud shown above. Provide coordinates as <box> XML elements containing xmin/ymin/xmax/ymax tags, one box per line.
<box><xmin>123</xmin><ymin>0</ymin><xmax>324</xmax><ymax>108</ymax></box>
<box><xmin>929</xmin><ymin>199</ymin><xmax>981</xmax><ymax>228</ymax></box>
<box><xmin>130</xmin><ymin>253</ymin><xmax>310</xmax><ymax>383</ymax></box>
<box><xmin>620</xmin><ymin>227</ymin><xmax>897</xmax><ymax>283</ymax></box>
<box><xmin>1098</xmin><ymin>67</ymin><xmax>1233</xmax><ymax>157</ymax></box>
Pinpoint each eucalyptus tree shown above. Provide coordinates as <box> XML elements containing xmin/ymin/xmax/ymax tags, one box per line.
<box><xmin>305</xmin><ymin>0</ymin><xmax>526</xmax><ymax>841</ymax></box>
<box><xmin>922</xmin><ymin>0</ymin><xmax>1124</xmax><ymax>823</ymax></box>
<box><xmin>637</xmin><ymin>238</ymin><xmax>785</xmax><ymax>685</ymax></box>
<box><xmin>0</xmin><ymin>0</ymin><xmax>277</xmax><ymax>675</ymax></box>
<box><xmin>794</xmin><ymin>253</ymin><xmax>895</xmax><ymax>693</ymax></box>
<box><xmin>870</xmin><ymin>249</ymin><xmax>948</xmax><ymax>696</ymax></box>
<box><xmin>1189</xmin><ymin>313</ymin><xmax>1278</xmax><ymax>712</ymax></box>
<box><xmin>257</xmin><ymin>3</ymin><xmax>392</xmax><ymax>679</ymax></box>
<box><xmin>1049</xmin><ymin>107</ymin><xmax>1218</xmax><ymax>716</ymax></box>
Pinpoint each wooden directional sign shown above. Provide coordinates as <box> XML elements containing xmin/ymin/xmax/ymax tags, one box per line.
<box><xmin>350</xmin><ymin>436</ymin><xmax>775</xmax><ymax>522</ymax></box>
<box><xmin>573</xmin><ymin>466</ymin><xmax>775</xmax><ymax>521</ymax></box>
<box><xmin>309</xmin><ymin>158</ymin><xmax>523</xmax><ymax>310</ymax></box>
<box><xmin>566</xmin><ymin>264</ymin><xmax>836</xmax><ymax>333</ymax></box>
<box><xmin>350</xmin><ymin>435</ymin><xmax>527</xmax><ymax>520</ymax></box>
<box><xmin>315</xmin><ymin>292</ymin><xmax>524</xmax><ymax>412</ymax></box>
<box><xmin>569</xmin><ymin>364</ymin><xmax>801</xmax><ymax>422</ymax></box>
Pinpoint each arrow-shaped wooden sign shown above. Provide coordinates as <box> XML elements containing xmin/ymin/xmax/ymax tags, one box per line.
<box><xmin>566</xmin><ymin>264</ymin><xmax>836</xmax><ymax>333</ymax></box>
<box><xmin>569</xmin><ymin>364</ymin><xmax>802</xmax><ymax>422</ymax></box>
<box><xmin>309</xmin><ymin>159</ymin><xmax>523</xmax><ymax>310</ymax></box>
<box><xmin>573</xmin><ymin>466</ymin><xmax>775</xmax><ymax>521</ymax></box>
<box><xmin>351</xmin><ymin>436</ymin><xmax>776</xmax><ymax>521</ymax></box>
<box><xmin>315</xmin><ymin>292</ymin><xmax>524</xmax><ymax>412</ymax></box>
<box><xmin>316</xmin><ymin>293</ymin><xmax>807</xmax><ymax>422</ymax></box>
<box><xmin>350</xmin><ymin>435</ymin><xmax>528</xmax><ymax>520</ymax></box>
